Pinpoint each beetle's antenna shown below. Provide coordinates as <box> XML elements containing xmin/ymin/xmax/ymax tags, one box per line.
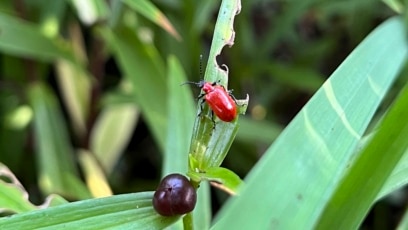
<box><xmin>199</xmin><ymin>54</ymin><xmax>203</xmax><ymax>79</ymax></box>
<box><xmin>180</xmin><ymin>81</ymin><xmax>199</xmax><ymax>86</ymax></box>
<box><xmin>180</xmin><ymin>55</ymin><xmax>205</xmax><ymax>87</ymax></box>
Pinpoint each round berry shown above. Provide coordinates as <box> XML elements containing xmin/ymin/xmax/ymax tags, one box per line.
<box><xmin>152</xmin><ymin>173</ymin><xmax>197</xmax><ymax>216</ymax></box>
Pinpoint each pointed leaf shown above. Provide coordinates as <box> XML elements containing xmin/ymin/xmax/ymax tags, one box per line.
<box><xmin>188</xmin><ymin>167</ymin><xmax>243</xmax><ymax>195</ymax></box>
<box><xmin>0</xmin><ymin>192</ymin><xmax>179</xmax><ymax>229</ymax></box>
<box><xmin>28</xmin><ymin>83</ymin><xmax>91</xmax><ymax>199</ymax></box>
<box><xmin>0</xmin><ymin>163</ymin><xmax>36</xmax><ymax>213</ymax></box>
<box><xmin>78</xmin><ymin>150</ymin><xmax>113</xmax><ymax>198</ymax></box>
<box><xmin>122</xmin><ymin>0</ymin><xmax>181</xmax><ymax>40</ymax></box>
<box><xmin>316</xmin><ymin>84</ymin><xmax>408</xmax><ymax>228</ymax></box>
<box><xmin>90</xmin><ymin>103</ymin><xmax>139</xmax><ymax>174</ymax></box>
<box><xmin>163</xmin><ymin>55</ymin><xmax>195</xmax><ymax>175</ymax></box>
<box><xmin>213</xmin><ymin>16</ymin><xmax>408</xmax><ymax>229</ymax></box>
<box><xmin>100</xmin><ymin>26</ymin><xmax>168</xmax><ymax>151</ymax></box>
<box><xmin>0</xmin><ymin>12</ymin><xmax>74</xmax><ymax>62</ymax></box>
<box><xmin>71</xmin><ymin>0</ymin><xmax>110</xmax><ymax>25</ymax></box>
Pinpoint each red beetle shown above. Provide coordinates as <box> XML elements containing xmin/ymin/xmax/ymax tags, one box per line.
<box><xmin>184</xmin><ymin>80</ymin><xmax>237</xmax><ymax>125</ymax></box>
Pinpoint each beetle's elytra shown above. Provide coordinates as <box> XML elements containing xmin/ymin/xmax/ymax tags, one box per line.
<box><xmin>184</xmin><ymin>80</ymin><xmax>237</xmax><ymax>125</ymax></box>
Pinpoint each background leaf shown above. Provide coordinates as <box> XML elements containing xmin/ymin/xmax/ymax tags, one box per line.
<box><xmin>54</xmin><ymin>22</ymin><xmax>90</xmax><ymax>137</ymax></box>
<box><xmin>163</xmin><ymin>55</ymin><xmax>195</xmax><ymax>175</ymax></box>
<box><xmin>122</xmin><ymin>0</ymin><xmax>181</xmax><ymax>40</ymax></box>
<box><xmin>78</xmin><ymin>150</ymin><xmax>112</xmax><ymax>198</ymax></box>
<box><xmin>100</xmin><ymin>26</ymin><xmax>168</xmax><ymax>151</ymax></box>
<box><xmin>0</xmin><ymin>12</ymin><xmax>74</xmax><ymax>62</ymax></box>
<box><xmin>90</xmin><ymin>103</ymin><xmax>139</xmax><ymax>174</ymax></box>
<box><xmin>28</xmin><ymin>83</ymin><xmax>91</xmax><ymax>199</ymax></box>
<box><xmin>70</xmin><ymin>0</ymin><xmax>109</xmax><ymax>25</ymax></box>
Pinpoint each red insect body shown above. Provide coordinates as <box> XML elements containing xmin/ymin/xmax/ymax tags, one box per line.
<box><xmin>201</xmin><ymin>82</ymin><xmax>237</xmax><ymax>122</ymax></box>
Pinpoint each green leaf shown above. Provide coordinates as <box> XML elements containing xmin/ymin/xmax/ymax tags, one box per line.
<box><xmin>0</xmin><ymin>94</ymin><xmax>31</xmax><ymax>170</ymax></box>
<box><xmin>0</xmin><ymin>192</ymin><xmax>179</xmax><ymax>229</ymax></box>
<box><xmin>78</xmin><ymin>150</ymin><xmax>113</xmax><ymax>198</ymax></box>
<box><xmin>122</xmin><ymin>0</ymin><xmax>181</xmax><ymax>40</ymax></box>
<box><xmin>0</xmin><ymin>163</ymin><xmax>36</xmax><ymax>213</ymax></box>
<box><xmin>163</xmin><ymin>55</ymin><xmax>195</xmax><ymax>175</ymax></box>
<box><xmin>377</xmin><ymin>147</ymin><xmax>408</xmax><ymax>200</ymax></box>
<box><xmin>28</xmin><ymin>83</ymin><xmax>91</xmax><ymax>199</ymax></box>
<box><xmin>212</xmin><ymin>16</ymin><xmax>408</xmax><ymax>229</ymax></box>
<box><xmin>90</xmin><ymin>103</ymin><xmax>139</xmax><ymax>174</ymax></box>
<box><xmin>193</xmin><ymin>1</ymin><xmax>220</xmax><ymax>34</ymax></box>
<box><xmin>45</xmin><ymin>194</ymin><xmax>69</xmax><ymax>207</ymax></box>
<box><xmin>100</xmin><ymin>26</ymin><xmax>168</xmax><ymax>152</ymax></box>
<box><xmin>316</xmin><ymin>76</ymin><xmax>408</xmax><ymax>229</ymax></box>
<box><xmin>382</xmin><ymin>0</ymin><xmax>404</xmax><ymax>13</ymax></box>
<box><xmin>188</xmin><ymin>167</ymin><xmax>243</xmax><ymax>195</ymax></box>
<box><xmin>258</xmin><ymin>1</ymin><xmax>313</xmax><ymax>56</ymax></box>
<box><xmin>31</xmin><ymin>0</ymin><xmax>67</xmax><ymax>38</ymax></box>
<box><xmin>192</xmin><ymin>183</ymin><xmax>211</xmax><ymax>230</ymax></box>
<box><xmin>189</xmin><ymin>113</ymin><xmax>241</xmax><ymax>170</ymax></box>
<box><xmin>397</xmin><ymin>205</ymin><xmax>408</xmax><ymax>230</ymax></box>
<box><xmin>55</xmin><ymin>59</ymin><xmax>90</xmax><ymax>137</ymax></box>
<box><xmin>262</xmin><ymin>62</ymin><xmax>325</xmax><ymax>93</ymax></box>
<box><xmin>204</xmin><ymin>0</ymin><xmax>241</xmax><ymax>85</ymax></box>
<box><xmin>236</xmin><ymin>117</ymin><xmax>282</xmax><ymax>145</ymax></box>
<box><xmin>70</xmin><ymin>0</ymin><xmax>110</xmax><ymax>25</ymax></box>
<box><xmin>0</xmin><ymin>12</ymin><xmax>73</xmax><ymax>62</ymax></box>
<box><xmin>0</xmin><ymin>163</ymin><xmax>69</xmax><ymax>213</ymax></box>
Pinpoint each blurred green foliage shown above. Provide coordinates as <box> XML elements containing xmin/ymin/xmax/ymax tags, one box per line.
<box><xmin>0</xmin><ymin>0</ymin><xmax>408</xmax><ymax>229</ymax></box>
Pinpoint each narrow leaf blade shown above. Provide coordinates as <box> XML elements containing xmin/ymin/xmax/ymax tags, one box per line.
<box><xmin>0</xmin><ymin>192</ymin><xmax>179</xmax><ymax>229</ymax></box>
<box><xmin>316</xmin><ymin>84</ymin><xmax>408</xmax><ymax>228</ymax></box>
<box><xmin>212</xmin><ymin>16</ymin><xmax>408</xmax><ymax>229</ymax></box>
<box><xmin>28</xmin><ymin>83</ymin><xmax>91</xmax><ymax>199</ymax></box>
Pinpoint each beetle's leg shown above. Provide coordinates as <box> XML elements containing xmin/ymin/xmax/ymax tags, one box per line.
<box><xmin>210</xmin><ymin>110</ymin><xmax>216</xmax><ymax>129</ymax></box>
<box><xmin>218</xmin><ymin>84</ymin><xmax>238</xmax><ymax>105</ymax></box>
<box><xmin>228</xmin><ymin>89</ymin><xmax>238</xmax><ymax>104</ymax></box>
<box><xmin>198</xmin><ymin>98</ymin><xmax>205</xmax><ymax>117</ymax></box>
<box><xmin>197</xmin><ymin>92</ymin><xmax>205</xmax><ymax>100</ymax></box>
<box><xmin>197</xmin><ymin>92</ymin><xmax>205</xmax><ymax>116</ymax></box>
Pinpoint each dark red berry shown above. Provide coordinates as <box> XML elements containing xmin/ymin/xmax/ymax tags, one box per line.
<box><xmin>153</xmin><ymin>173</ymin><xmax>197</xmax><ymax>216</ymax></box>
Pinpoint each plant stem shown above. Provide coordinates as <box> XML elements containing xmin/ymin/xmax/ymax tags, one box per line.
<box><xmin>183</xmin><ymin>212</ymin><xmax>194</xmax><ymax>230</ymax></box>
